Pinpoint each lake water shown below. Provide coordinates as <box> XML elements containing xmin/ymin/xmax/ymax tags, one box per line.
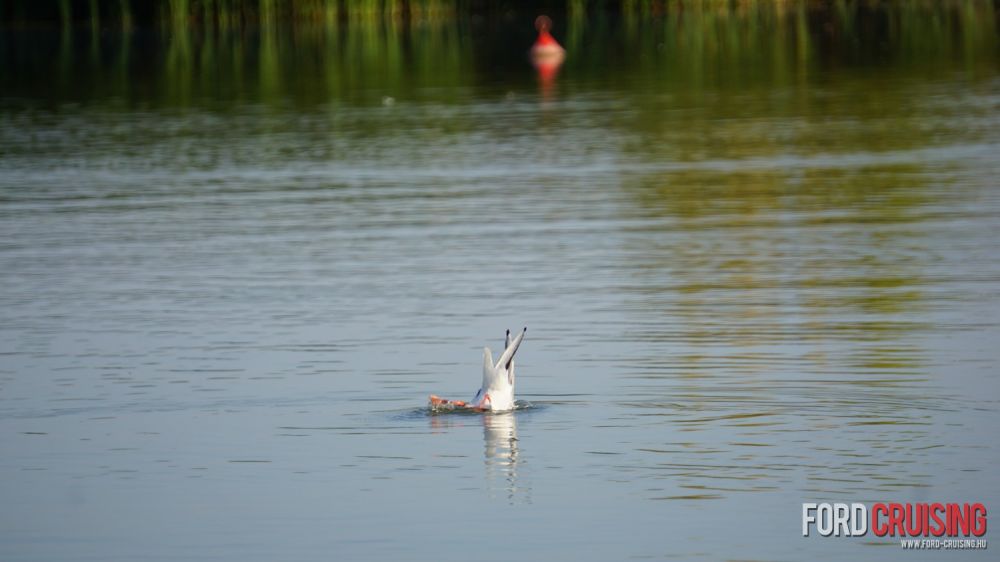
<box><xmin>1</xmin><ymin>5</ymin><xmax>999</xmax><ymax>561</ymax></box>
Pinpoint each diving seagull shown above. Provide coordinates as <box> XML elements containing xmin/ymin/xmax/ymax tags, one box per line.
<box><xmin>429</xmin><ymin>327</ymin><xmax>527</xmax><ymax>412</ymax></box>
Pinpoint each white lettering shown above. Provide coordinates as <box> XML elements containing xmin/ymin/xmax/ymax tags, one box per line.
<box><xmin>834</xmin><ymin>503</ymin><xmax>850</xmax><ymax>536</ymax></box>
<box><xmin>802</xmin><ymin>503</ymin><xmax>818</xmax><ymax>536</ymax></box>
<box><xmin>851</xmin><ymin>503</ymin><xmax>868</xmax><ymax>536</ymax></box>
<box><xmin>817</xmin><ymin>503</ymin><xmax>834</xmax><ymax>537</ymax></box>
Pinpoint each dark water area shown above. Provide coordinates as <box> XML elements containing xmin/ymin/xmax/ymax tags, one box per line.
<box><xmin>1</xmin><ymin>3</ymin><xmax>999</xmax><ymax>560</ymax></box>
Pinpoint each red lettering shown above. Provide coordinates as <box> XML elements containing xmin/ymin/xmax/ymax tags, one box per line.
<box><xmin>869</xmin><ymin>502</ymin><xmax>986</xmax><ymax>538</ymax></box>
<box><xmin>962</xmin><ymin>503</ymin><xmax>973</xmax><ymax>535</ymax></box>
<box><xmin>887</xmin><ymin>503</ymin><xmax>905</xmax><ymax>536</ymax></box>
<box><xmin>904</xmin><ymin>503</ymin><xmax>924</xmax><ymax>536</ymax></box>
<box><xmin>948</xmin><ymin>503</ymin><xmax>972</xmax><ymax>537</ymax></box>
<box><xmin>971</xmin><ymin>503</ymin><xmax>987</xmax><ymax>537</ymax></box>
<box><xmin>872</xmin><ymin>503</ymin><xmax>889</xmax><ymax>536</ymax></box>
<box><xmin>929</xmin><ymin>503</ymin><xmax>946</xmax><ymax>537</ymax></box>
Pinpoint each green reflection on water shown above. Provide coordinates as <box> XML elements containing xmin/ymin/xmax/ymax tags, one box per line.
<box><xmin>2</xmin><ymin>1</ymin><xmax>996</xmax><ymax>107</ymax></box>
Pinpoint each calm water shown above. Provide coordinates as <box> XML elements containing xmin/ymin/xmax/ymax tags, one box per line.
<box><xmin>2</xmin><ymin>5</ymin><xmax>999</xmax><ymax>561</ymax></box>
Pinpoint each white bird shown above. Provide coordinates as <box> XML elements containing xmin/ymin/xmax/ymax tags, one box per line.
<box><xmin>429</xmin><ymin>327</ymin><xmax>526</xmax><ymax>413</ymax></box>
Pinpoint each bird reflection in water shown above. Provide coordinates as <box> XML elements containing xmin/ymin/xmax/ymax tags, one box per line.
<box><xmin>427</xmin><ymin>410</ymin><xmax>529</xmax><ymax>504</ymax></box>
<box><xmin>482</xmin><ymin>412</ymin><xmax>529</xmax><ymax>504</ymax></box>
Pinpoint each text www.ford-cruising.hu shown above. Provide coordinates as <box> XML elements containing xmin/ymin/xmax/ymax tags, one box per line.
<box><xmin>900</xmin><ymin>539</ymin><xmax>988</xmax><ymax>550</ymax></box>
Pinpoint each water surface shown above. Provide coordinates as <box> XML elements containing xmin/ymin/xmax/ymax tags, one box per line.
<box><xmin>1</xmin><ymin>5</ymin><xmax>999</xmax><ymax>561</ymax></box>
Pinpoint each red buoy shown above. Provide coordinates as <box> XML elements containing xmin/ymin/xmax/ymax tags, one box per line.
<box><xmin>531</xmin><ymin>15</ymin><xmax>566</xmax><ymax>62</ymax></box>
